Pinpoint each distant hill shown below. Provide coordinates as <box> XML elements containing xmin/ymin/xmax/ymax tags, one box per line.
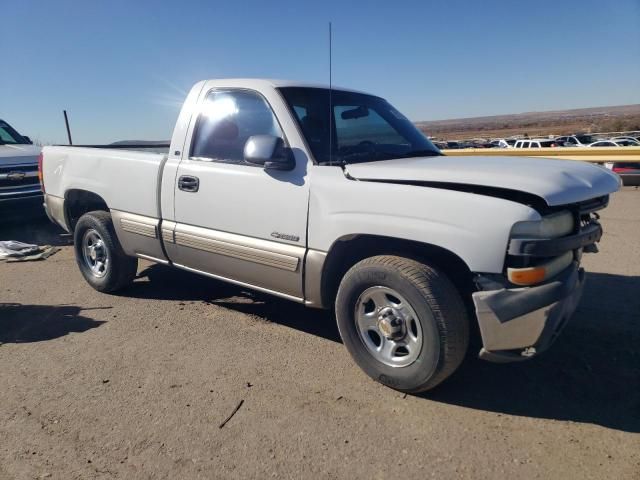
<box><xmin>415</xmin><ymin>104</ymin><xmax>640</xmax><ymax>140</ymax></box>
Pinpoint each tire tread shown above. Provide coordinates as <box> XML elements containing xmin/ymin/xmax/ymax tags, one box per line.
<box><xmin>74</xmin><ymin>210</ymin><xmax>138</xmax><ymax>293</ymax></box>
<box><xmin>339</xmin><ymin>255</ymin><xmax>469</xmax><ymax>392</ymax></box>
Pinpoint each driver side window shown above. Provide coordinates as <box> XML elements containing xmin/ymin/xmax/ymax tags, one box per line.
<box><xmin>190</xmin><ymin>90</ymin><xmax>283</xmax><ymax>164</ymax></box>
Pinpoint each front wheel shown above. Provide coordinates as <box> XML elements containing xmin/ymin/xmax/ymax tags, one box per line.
<box><xmin>73</xmin><ymin>211</ymin><xmax>138</xmax><ymax>293</ymax></box>
<box><xmin>335</xmin><ymin>255</ymin><xmax>469</xmax><ymax>393</ymax></box>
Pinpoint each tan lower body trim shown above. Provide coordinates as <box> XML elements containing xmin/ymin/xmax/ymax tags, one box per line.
<box><xmin>172</xmin><ymin>223</ymin><xmax>305</xmax><ymax>298</ymax></box>
<box><xmin>173</xmin><ymin>223</ymin><xmax>303</xmax><ymax>273</ymax></box>
<box><xmin>162</xmin><ymin>221</ymin><xmax>176</xmax><ymax>243</ymax></box>
<box><xmin>175</xmin><ymin>232</ymin><xmax>298</xmax><ymax>272</ymax></box>
<box><xmin>112</xmin><ymin>211</ymin><xmax>159</xmax><ymax>238</ymax></box>
<box><xmin>304</xmin><ymin>249</ymin><xmax>328</xmax><ymax>309</ymax></box>
<box><xmin>174</xmin><ymin>263</ymin><xmax>305</xmax><ymax>303</ymax></box>
<box><xmin>110</xmin><ymin>210</ymin><xmax>166</xmax><ymax>261</ymax></box>
<box><xmin>136</xmin><ymin>253</ymin><xmax>169</xmax><ymax>264</ymax></box>
<box><xmin>44</xmin><ymin>194</ymin><xmax>68</xmax><ymax>231</ymax></box>
<box><xmin>120</xmin><ymin>218</ymin><xmax>157</xmax><ymax>238</ymax></box>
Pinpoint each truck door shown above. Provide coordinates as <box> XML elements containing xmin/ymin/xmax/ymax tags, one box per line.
<box><xmin>171</xmin><ymin>88</ymin><xmax>310</xmax><ymax>301</ymax></box>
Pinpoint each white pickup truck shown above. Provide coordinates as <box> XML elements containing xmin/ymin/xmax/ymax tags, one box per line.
<box><xmin>41</xmin><ymin>79</ymin><xmax>620</xmax><ymax>392</ymax></box>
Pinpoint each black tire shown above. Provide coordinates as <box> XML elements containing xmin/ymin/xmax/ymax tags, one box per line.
<box><xmin>335</xmin><ymin>255</ymin><xmax>469</xmax><ymax>393</ymax></box>
<box><xmin>73</xmin><ymin>210</ymin><xmax>138</xmax><ymax>293</ymax></box>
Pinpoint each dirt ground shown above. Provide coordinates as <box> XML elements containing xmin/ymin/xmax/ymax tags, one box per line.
<box><xmin>0</xmin><ymin>188</ymin><xmax>639</xmax><ymax>480</ymax></box>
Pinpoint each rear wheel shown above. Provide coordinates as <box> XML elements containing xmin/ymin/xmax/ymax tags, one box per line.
<box><xmin>73</xmin><ymin>211</ymin><xmax>138</xmax><ymax>293</ymax></box>
<box><xmin>335</xmin><ymin>255</ymin><xmax>469</xmax><ymax>393</ymax></box>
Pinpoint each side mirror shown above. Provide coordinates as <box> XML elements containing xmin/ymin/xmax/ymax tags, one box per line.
<box><xmin>23</xmin><ymin>136</ymin><xmax>33</xmax><ymax>144</ymax></box>
<box><xmin>244</xmin><ymin>135</ymin><xmax>295</xmax><ymax>171</ymax></box>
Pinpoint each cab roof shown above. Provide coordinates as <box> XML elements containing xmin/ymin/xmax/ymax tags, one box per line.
<box><xmin>200</xmin><ymin>78</ymin><xmax>370</xmax><ymax>95</ymax></box>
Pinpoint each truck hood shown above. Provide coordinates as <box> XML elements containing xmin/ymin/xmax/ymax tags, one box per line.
<box><xmin>0</xmin><ymin>144</ymin><xmax>41</xmax><ymax>166</ymax></box>
<box><xmin>344</xmin><ymin>155</ymin><xmax>621</xmax><ymax>206</ymax></box>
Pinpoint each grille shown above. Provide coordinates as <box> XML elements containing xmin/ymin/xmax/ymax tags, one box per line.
<box><xmin>574</xmin><ymin>195</ymin><xmax>608</xmax><ymax>215</ymax></box>
<box><xmin>0</xmin><ymin>164</ymin><xmax>40</xmax><ymax>189</ymax></box>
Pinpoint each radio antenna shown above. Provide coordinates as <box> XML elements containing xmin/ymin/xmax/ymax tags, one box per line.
<box><xmin>328</xmin><ymin>21</ymin><xmax>333</xmax><ymax>166</ymax></box>
<box><xmin>63</xmin><ymin>110</ymin><xmax>73</xmax><ymax>145</ymax></box>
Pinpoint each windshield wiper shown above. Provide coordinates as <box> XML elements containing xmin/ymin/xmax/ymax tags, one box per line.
<box><xmin>337</xmin><ymin>150</ymin><xmax>401</xmax><ymax>165</ymax></box>
<box><xmin>323</xmin><ymin>148</ymin><xmax>441</xmax><ymax>166</ymax></box>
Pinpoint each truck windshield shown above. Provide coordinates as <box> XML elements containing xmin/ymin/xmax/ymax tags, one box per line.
<box><xmin>0</xmin><ymin>121</ymin><xmax>30</xmax><ymax>145</ymax></box>
<box><xmin>278</xmin><ymin>87</ymin><xmax>440</xmax><ymax>165</ymax></box>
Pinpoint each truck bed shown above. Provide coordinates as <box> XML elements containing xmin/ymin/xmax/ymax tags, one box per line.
<box><xmin>42</xmin><ymin>146</ymin><xmax>167</xmax><ymax>219</ymax></box>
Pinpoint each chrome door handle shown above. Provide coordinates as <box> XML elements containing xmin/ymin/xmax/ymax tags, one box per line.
<box><xmin>178</xmin><ymin>175</ymin><xmax>199</xmax><ymax>192</ymax></box>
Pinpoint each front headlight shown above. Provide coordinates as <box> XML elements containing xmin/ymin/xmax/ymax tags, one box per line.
<box><xmin>510</xmin><ymin>210</ymin><xmax>574</xmax><ymax>239</ymax></box>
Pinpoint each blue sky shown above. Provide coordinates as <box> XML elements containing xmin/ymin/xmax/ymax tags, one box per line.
<box><xmin>2</xmin><ymin>0</ymin><xmax>639</xmax><ymax>144</ymax></box>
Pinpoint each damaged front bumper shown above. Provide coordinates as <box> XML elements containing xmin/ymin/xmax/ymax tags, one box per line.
<box><xmin>472</xmin><ymin>262</ymin><xmax>585</xmax><ymax>363</ymax></box>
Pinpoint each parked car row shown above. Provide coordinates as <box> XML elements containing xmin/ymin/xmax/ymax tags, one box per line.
<box><xmin>590</xmin><ymin>137</ymin><xmax>640</xmax><ymax>147</ymax></box>
<box><xmin>433</xmin><ymin>132</ymin><xmax>639</xmax><ymax>186</ymax></box>
<box><xmin>435</xmin><ymin>133</ymin><xmax>640</xmax><ymax>150</ymax></box>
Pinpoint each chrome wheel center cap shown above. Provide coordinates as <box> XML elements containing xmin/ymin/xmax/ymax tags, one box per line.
<box><xmin>377</xmin><ymin>307</ymin><xmax>405</xmax><ymax>340</ymax></box>
<box><xmin>355</xmin><ymin>286</ymin><xmax>424</xmax><ymax>368</ymax></box>
<box><xmin>89</xmin><ymin>247</ymin><xmax>97</xmax><ymax>261</ymax></box>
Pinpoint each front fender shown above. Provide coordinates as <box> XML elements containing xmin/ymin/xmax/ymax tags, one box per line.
<box><xmin>308</xmin><ymin>167</ymin><xmax>541</xmax><ymax>274</ymax></box>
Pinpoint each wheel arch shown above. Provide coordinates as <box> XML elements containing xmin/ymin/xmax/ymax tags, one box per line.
<box><xmin>317</xmin><ymin>234</ymin><xmax>474</xmax><ymax>309</ymax></box>
<box><xmin>64</xmin><ymin>189</ymin><xmax>110</xmax><ymax>231</ymax></box>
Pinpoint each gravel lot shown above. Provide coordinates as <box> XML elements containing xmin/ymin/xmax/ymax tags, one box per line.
<box><xmin>1</xmin><ymin>188</ymin><xmax>638</xmax><ymax>479</ymax></box>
